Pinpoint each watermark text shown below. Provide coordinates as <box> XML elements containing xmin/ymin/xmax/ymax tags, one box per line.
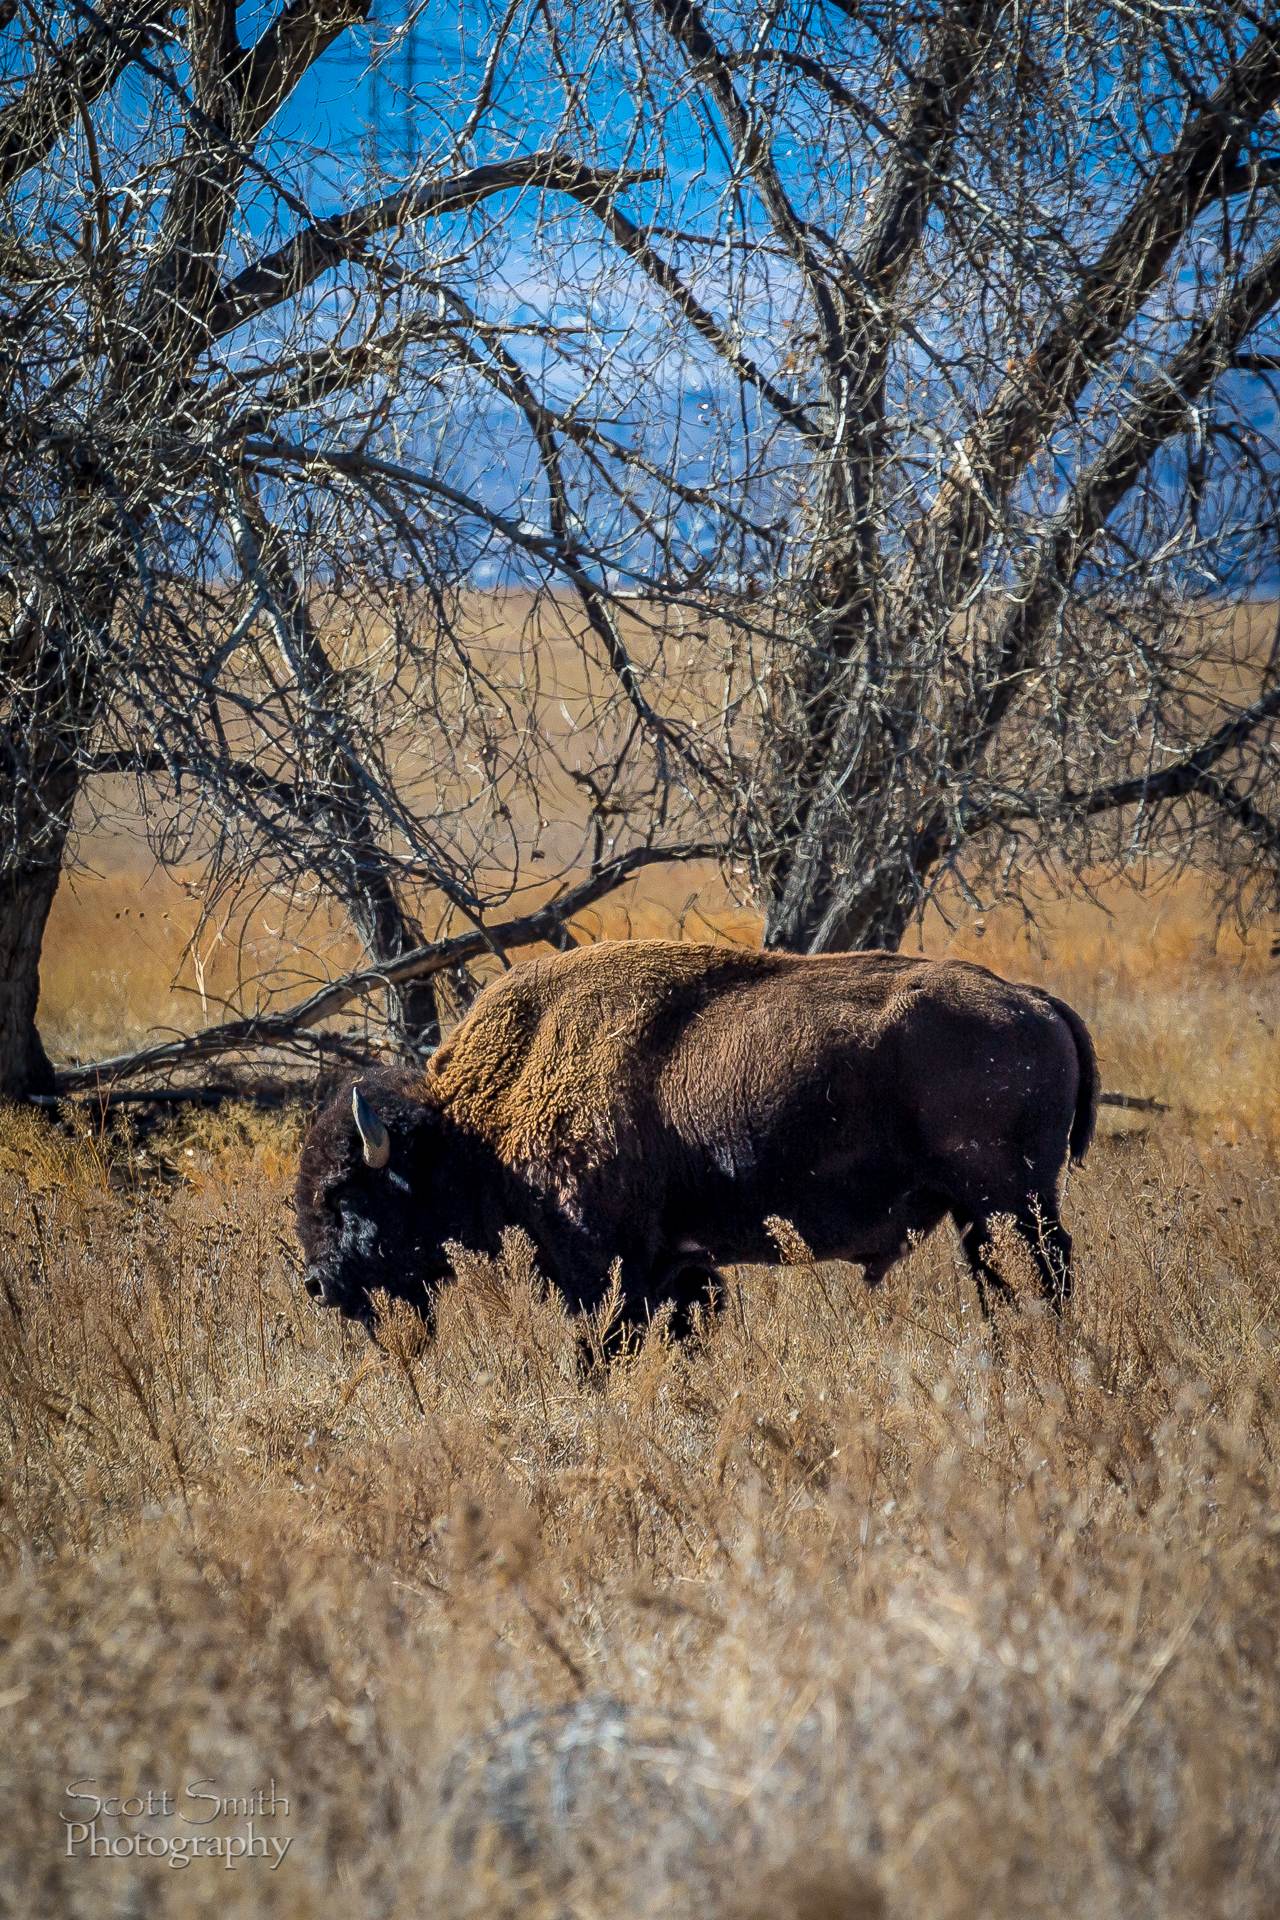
<box><xmin>62</xmin><ymin>1778</ymin><xmax>294</xmax><ymax>1870</ymax></box>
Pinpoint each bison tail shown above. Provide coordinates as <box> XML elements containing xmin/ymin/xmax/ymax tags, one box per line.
<box><xmin>1044</xmin><ymin>993</ymin><xmax>1099</xmax><ymax>1164</ymax></box>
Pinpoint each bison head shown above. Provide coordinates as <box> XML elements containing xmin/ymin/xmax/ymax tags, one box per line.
<box><xmin>295</xmin><ymin>1071</ymin><xmax>472</xmax><ymax>1331</ymax></box>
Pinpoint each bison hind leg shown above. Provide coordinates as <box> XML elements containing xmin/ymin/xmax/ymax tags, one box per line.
<box><xmin>956</xmin><ymin>1216</ymin><xmax>1019</xmax><ymax>1321</ymax></box>
<box><xmin>955</xmin><ymin>1199</ymin><xmax>1073</xmax><ymax>1319</ymax></box>
<box><xmin>1017</xmin><ymin>1202</ymin><xmax>1073</xmax><ymax>1312</ymax></box>
<box><xmin>861</xmin><ymin>1253</ymin><xmax>908</xmax><ymax>1290</ymax></box>
<box><xmin>585</xmin><ymin>1249</ymin><xmax>725</xmax><ymax>1360</ymax></box>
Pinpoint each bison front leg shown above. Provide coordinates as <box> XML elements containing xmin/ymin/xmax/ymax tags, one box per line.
<box><xmin>648</xmin><ymin>1246</ymin><xmax>725</xmax><ymax>1341</ymax></box>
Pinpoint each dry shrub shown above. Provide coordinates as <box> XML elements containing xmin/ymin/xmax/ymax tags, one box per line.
<box><xmin>0</xmin><ymin>1098</ymin><xmax>1278</xmax><ymax>1917</ymax></box>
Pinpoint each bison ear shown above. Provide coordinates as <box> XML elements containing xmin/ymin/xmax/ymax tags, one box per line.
<box><xmin>351</xmin><ymin>1086</ymin><xmax>391</xmax><ymax>1169</ymax></box>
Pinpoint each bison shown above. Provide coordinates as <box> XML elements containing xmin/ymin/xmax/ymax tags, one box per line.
<box><xmin>296</xmin><ymin>940</ymin><xmax>1097</xmax><ymax>1336</ymax></box>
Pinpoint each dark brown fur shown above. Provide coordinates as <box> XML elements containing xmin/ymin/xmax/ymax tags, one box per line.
<box><xmin>296</xmin><ymin>941</ymin><xmax>1097</xmax><ymax>1333</ymax></box>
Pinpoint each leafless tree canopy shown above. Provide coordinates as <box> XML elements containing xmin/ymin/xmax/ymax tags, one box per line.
<box><xmin>3</xmin><ymin>0</ymin><xmax>1280</xmax><ymax>1094</ymax></box>
<box><xmin>507</xmin><ymin>0</ymin><xmax>1280</xmax><ymax>951</ymax></box>
<box><xmin>0</xmin><ymin>0</ymin><xmax>726</xmax><ymax>1095</ymax></box>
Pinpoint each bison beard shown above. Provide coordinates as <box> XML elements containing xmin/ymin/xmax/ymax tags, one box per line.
<box><xmin>295</xmin><ymin>941</ymin><xmax>1097</xmax><ymax>1340</ymax></box>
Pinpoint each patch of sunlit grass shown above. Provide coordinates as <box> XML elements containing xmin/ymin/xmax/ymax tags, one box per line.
<box><xmin>1</xmin><ymin>1096</ymin><xmax>1277</xmax><ymax>1916</ymax></box>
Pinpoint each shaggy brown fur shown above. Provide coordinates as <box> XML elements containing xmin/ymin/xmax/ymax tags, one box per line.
<box><xmin>296</xmin><ymin>941</ymin><xmax>1097</xmax><ymax>1332</ymax></box>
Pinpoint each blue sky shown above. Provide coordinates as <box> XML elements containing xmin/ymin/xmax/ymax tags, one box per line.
<box><xmin>9</xmin><ymin>3</ymin><xmax>1278</xmax><ymax>590</ymax></box>
<box><xmin>250</xmin><ymin>1</ymin><xmax>1280</xmax><ymax>592</ymax></box>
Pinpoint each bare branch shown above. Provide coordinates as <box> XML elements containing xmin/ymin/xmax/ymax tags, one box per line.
<box><xmin>911</xmin><ymin>18</ymin><xmax>1280</xmax><ymax>607</ymax></box>
<box><xmin>240</xmin><ymin>0</ymin><xmax>372</xmax><ymax>133</ymax></box>
<box><xmin>87</xmin><ymin>748</ymin><xmax>302</xmax><ymax>816</ymax></box>
<box><xmin>54</xmin><ymin>844</ymin><xmax>721</xmax><ymax>1088</ymax></box>
<box><xmin>206</xmin><ymin>156</ymin><xmax>661</xmax><ymax>341</ymax></box>
<box><xmin>650</xmin><ymin>0</ymin><xmax>847</xmax><ymax>384</ymax></box>
<box><xmin>854</xmin><ymin>0</ymin><xmax>1003</xmax><ymax>302</ymax></box>
<box><xmin>983</xmin><ymin>685</ymin><xmax>1280</xmax><ymax>856</ymax></box>
<box><xmin>965</xmin><ymin>235</ymin><xmax>1280</xmax><ymax>763</ymax></box>
<box><xmin>0</xmin><ymin>0</ymin><xmax>172</xmax><ymax>192</ymax></box>
<box><xmin>576</xmin><ymin>195</ymin><xmax>821</xmax><ymax>439</ymax></box>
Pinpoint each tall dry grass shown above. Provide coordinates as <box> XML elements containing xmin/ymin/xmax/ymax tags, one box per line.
<box><xmin>1</xmin><ymin>1079</ymin><xmax>1278</xmax><ymax>1916</ymax></box>
<box><xmin>12</xmin><ymin>598</ymin><xmax>1280</xmax><ymax>1911</ymax></box>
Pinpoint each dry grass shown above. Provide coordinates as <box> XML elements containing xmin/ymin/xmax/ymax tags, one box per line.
<box><xmin>12</xmin><ymin>598</ymin><xmax>1280</xmax><ymax>1911</ymax></box>
<box><xmin>1</xmin><ymin>1064</ymin><xmax>1278</xmax><ymax>1916</ymax></box>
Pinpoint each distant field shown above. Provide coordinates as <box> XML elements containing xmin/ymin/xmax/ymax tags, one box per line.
<box><xmin>38</xmin><ymin>596</ymin><xmax>1280</xmax><ymax>1140</ymax></box>
<box><xmin>40</xmin><ymin>848</ymin><xmax>1280</xmax><ymax>1143</ymax></box>
<box><xmin>40</xmin><ymin>584</ymin><xmax>741</xmax><ymax>1062</ymax></box>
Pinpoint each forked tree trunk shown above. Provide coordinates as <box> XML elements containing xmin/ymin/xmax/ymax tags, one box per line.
<box><xmin>762</xmin><ymin>847</ymin><xmax>919</xmax><ymax>955</ymax></box>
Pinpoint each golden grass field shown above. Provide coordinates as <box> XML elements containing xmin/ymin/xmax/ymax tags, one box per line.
<box><xmin>1</xmin><ymin>860</ymin><xmax>1277</xmax><ymax>1915</ymax></box>
<box><xmin>4</xmin><ymin>620</ymin><xmax>1280</xmax><ymax>1916</ymax></box>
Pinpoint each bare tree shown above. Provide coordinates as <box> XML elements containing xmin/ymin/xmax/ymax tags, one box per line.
<box><xmin>7</xmin><ymin>0</ymin><xmax>1280</xmax><ymax>1099</ymax></box>
<box><xmin>524</xmin><ymin>0</ymin><xmax>1280</xmax><ymax>953</ymax></box>
<box><xmin>0</xmin><ymin>0</ymin><xmax>724</xmax><ymax>1097</ymax></box>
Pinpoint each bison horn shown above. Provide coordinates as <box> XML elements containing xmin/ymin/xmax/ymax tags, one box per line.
<box><xmin>351</xmin><ymin>1086</ymin><xmax>391</xmax><ymax>1169</ymax></box>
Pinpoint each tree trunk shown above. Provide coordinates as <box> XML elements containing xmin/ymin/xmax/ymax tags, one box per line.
<box><xmin>762</xmin><ymin>844</ymin><xmax>918</xmax><ymax>954</ymax></box>
<box><xmin>0</xmin><ymin>809</ymin><xmax>72</xmax><ymax>1100</ymax></box>
<box><xmin>345</xmin><ymin>869</ymin><xmax>443</xmax><ymax>1056</ymax></box>
<box><xmin>1</xmin><ymin>579</ymin><xmax>99</xmax><ymax>1100</ymax></box>
<box><xmin>758</xmin><ymin>595</ymin><xmax>924</xmax><ymax>956</ymax></box>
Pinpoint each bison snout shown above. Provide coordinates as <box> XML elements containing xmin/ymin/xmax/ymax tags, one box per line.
<box><xmin>303</xmin><ymin>1268</ymin><xmax>368</xmax><ymax>1319</ymax></box>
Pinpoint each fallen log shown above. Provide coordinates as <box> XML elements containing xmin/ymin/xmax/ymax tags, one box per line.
<box><xmin>29</xmin><ymin>1084</ymin><xmax>292</xmax><ymax>1111</ymax></box>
